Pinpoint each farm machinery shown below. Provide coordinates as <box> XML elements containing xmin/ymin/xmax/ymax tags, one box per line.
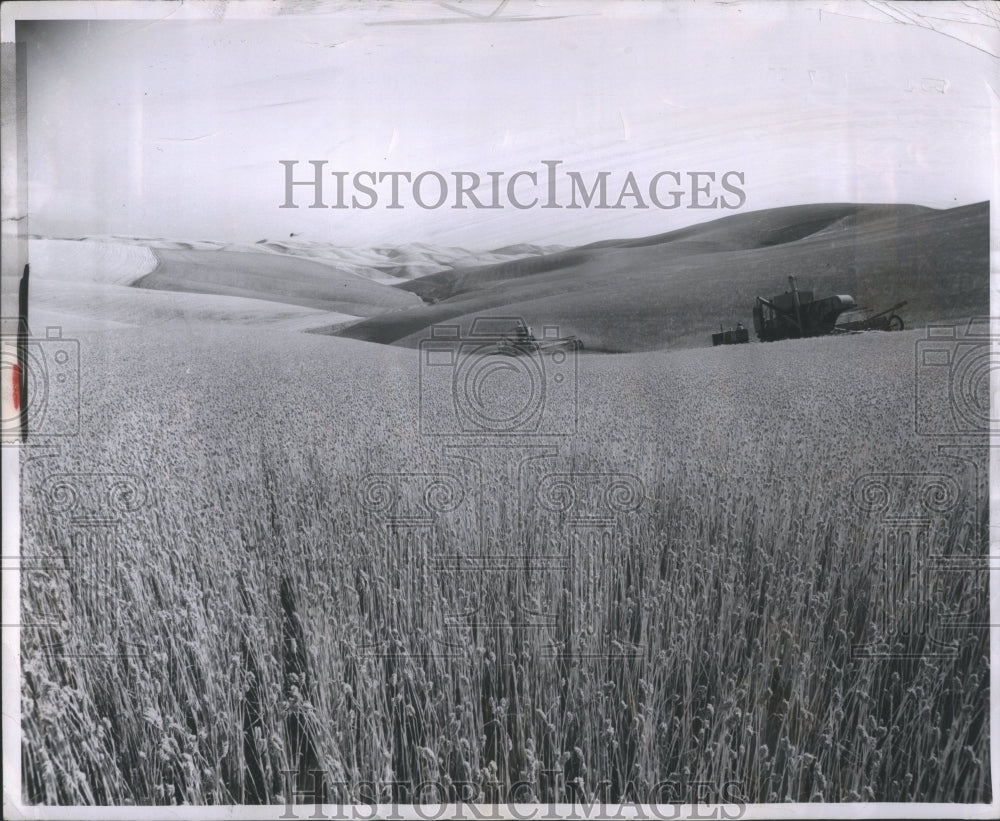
<box><xmin>493</xmin><ymin>320</ymin><xmax>581</xmax><ymax>356</ymax></box>
<box><xmin>834</xmin><ymin>301</ymin><xmax>906</xmax><ymax>333</ymax></box>
<box><xmin>713</xmin><ymin>276</ymin><xmax>906</xmax><ymax>345</ymax></box>
<box><xmin>752</xmin><ymin>276</ymin><xmax>858</xmax><ymax>341</ymax></box>
<box><xmin>712</xmin><ymin>324</ymin><xmax>750</xmax><ymax>346</ymax></box>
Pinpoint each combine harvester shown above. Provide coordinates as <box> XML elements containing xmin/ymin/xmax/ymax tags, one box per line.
<box><xmin>753</xmin><ymin>276</ymin><xmax>859</xmax><ymax>341</ymax></box>
<box><xmin>713</xmin><ymin>276</ymin><xmax>905</xmax><ymax>345</ymax></box>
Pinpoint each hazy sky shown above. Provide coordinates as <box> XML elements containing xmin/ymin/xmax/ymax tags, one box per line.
<box><xmin>17</xmin><ymin>1</ymin><xmax>998</xmax><ymax>248</ymax></box>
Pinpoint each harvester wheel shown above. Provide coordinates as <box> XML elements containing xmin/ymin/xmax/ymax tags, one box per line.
<box><xmin>887</xmin><ymin>315</ymin><xmax>904</xmax><ymax>331</ymax></box>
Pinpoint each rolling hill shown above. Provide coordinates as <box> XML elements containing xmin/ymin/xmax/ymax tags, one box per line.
<box><xmin>22</xmin><ymin>239</ymin><xmax>375</xmax><ymax>334</ymax></box>
<box><xmin>327</xmin><ymin>201</ymin><xmax>989</xmax><ymax>352</ymax></box>
<box><xmin>133</xmin><ymin>248</ymin><xmax>422</xmax><ymax>316</ymax></box>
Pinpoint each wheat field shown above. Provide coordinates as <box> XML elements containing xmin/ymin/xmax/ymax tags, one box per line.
<box><xmin>19</xmin><ymin>324</ymin><xmax>990</xmax><ymax>806</ymax></box>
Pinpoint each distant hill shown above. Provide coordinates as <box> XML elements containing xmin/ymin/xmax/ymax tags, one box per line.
<box><xmin>29</xmin><ymin>234</ymin><xmax>569</xmax><ymax>331</ymax></box>
<box><xmin>327</xmin><ymin>201</ymin><xmax>988</xmax><ymax>352</ymax></box>
<box><xmin>24</xmin><ymin>238</ymin><xmax>364</xmax><ymax>333</ymax></box>
<box><xmin>47</xmin><ymin>233</ymin><xmax>567</xmax><ymax>284</ymax></box>
<box><xmin>133</xmin><ymin>248</ymin><xmax>421</xmax><ymax>316</ymax></box>
<box><xmin>245</xmin><ymin>239</ymin><xmax>567</xmax><ymax>283</ymax></box>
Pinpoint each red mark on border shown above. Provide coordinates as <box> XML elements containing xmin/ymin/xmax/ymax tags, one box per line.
<box><xmin>12</xmin><ymin>362</ymin><xmax>20</xmax><ymax>410</ymax></box>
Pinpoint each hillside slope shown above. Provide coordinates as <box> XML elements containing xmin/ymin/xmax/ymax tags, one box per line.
<box><xmin>329</xmin><ymin>202</ymin><xmax>988</xmax><ymax>351</ymax></box>
<box><xmin>134</xmin><ymin>248</ymin><xmax>422</xmax><ymax>316</ymax></box>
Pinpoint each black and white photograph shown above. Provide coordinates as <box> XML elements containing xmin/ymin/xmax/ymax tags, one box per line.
<box><xmin>1</xmin><ymin>1</ymin><xmax>996</xmax><ymax>818</ymax></box>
